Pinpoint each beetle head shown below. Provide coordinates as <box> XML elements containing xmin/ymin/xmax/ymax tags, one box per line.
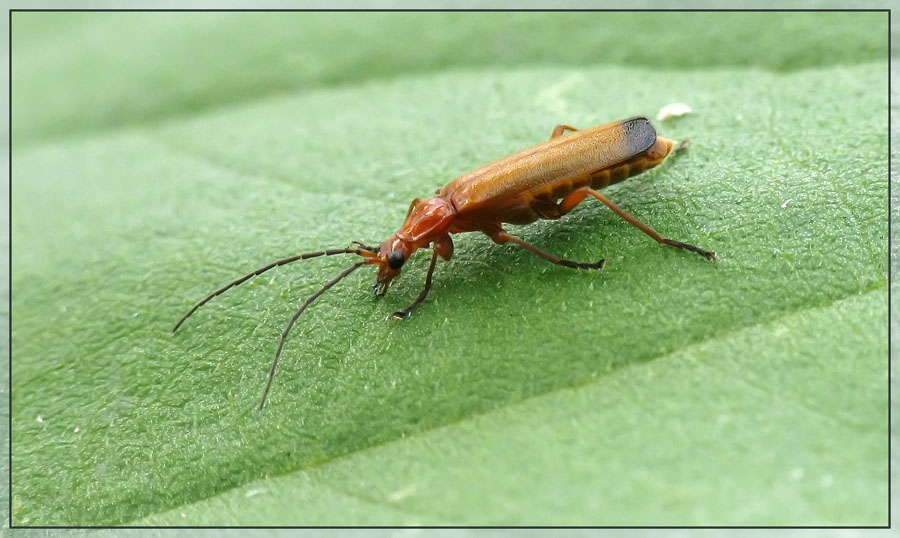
<box><xmin>374</xmin><ymin>235</ymin><xmax>412</xmax><ymax>296</ymax></box>
<box><xmin>373</xmin><ymin>196</ymin><xmax>456</xmax><ymax>296</ymax></box>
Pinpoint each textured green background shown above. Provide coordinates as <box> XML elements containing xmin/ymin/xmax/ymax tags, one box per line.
<box><xmin>11</xmin><ymin>12</ymin><xmax>888</xmax><ymax>526</ymax></box>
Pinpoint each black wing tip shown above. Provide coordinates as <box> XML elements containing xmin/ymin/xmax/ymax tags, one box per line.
<box><xmin>621</xmin><ymin>116</ymin><xmax>657</xmax><ymax>155</ymax></box>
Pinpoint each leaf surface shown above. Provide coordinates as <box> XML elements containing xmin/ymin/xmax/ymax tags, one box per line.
<box><xmin>10</xmin><ymin>12</ymin><xmax>888</xmax><ymax>526</ymax></box>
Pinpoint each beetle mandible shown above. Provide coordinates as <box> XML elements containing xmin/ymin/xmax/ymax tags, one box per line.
<box><xmin>173</xmin><ymin>116</ymin><xmax>717</xmax><ymax>409</ymax></box>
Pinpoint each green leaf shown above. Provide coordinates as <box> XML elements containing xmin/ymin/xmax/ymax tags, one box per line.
<box><xmin>12</xmin><ymin>11</ymin><xmax>888</xmax><ymax>144</ymax></box>
<box><xmin>139</xmin><ymin>289</ymin><xmax>888</xmax><ymax>526</ymax></box>
<box><xmin>11</xmin><ymin>12</ymin><xmax>888</xmax><ymax>526</ymax></box>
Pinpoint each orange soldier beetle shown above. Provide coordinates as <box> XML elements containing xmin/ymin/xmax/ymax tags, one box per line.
<box><xmin>173</xmin><ymin>116</ymin><xmax>717</xmax><ymax>409</ymax></box>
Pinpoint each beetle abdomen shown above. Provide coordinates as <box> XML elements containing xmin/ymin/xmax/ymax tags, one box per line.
<box><xmin>587</xmin><ymin>136</ymin><xmax>675</xmax><ymax>191</ymax></box>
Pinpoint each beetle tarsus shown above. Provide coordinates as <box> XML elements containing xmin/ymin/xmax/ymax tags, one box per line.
<box><xmin>662</xmin><ymin>239</ymin><xmax>717</xmax><ymax>262</ymax></box>
<box><xmin>559</xmin><ymin>258</ymin><xmax>606</xmax><ymax>270</ymax></box>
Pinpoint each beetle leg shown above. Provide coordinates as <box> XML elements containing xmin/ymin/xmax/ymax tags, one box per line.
<box><xmin>486</xmin><ymin>228</ymin><xmax>605</xmax><ymax>270</ymax></box>
<box><xmin>549</xmin><ymin>124</ymin><xmax>579</xmax><ymax>139</ymax></box>
<box><xmin>529</xmin><ymin>198</ymin><xmax>565</xmax><ymax>219</ymax></box>
<box><xmin>348</xmin><ymin>241</ymin><xmax>378</xmax><ymax>253</ymax></box>
<box><xmin>389</xmin><ymin>250</ymin><xmax>440</xmax><ymax>320</ymax></box>
<box><xmin>564</xmin><ymin>188</ymin><xmax>717</xmax><ymax>262</ymax></box>
<box><xmin>672</xmin><ymin>139</ymin><xmax>690</xmax><ymax>154</ymax></box>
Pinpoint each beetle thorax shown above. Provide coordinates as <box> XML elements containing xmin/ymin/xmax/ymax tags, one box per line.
<box><xmin>397</xmin><ymin>196</ymin><xmax>456</xmax><ymax>244</ymax></box>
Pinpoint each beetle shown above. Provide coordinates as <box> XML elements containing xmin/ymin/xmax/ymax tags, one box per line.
<box><xmin>173</xmin><ymin>116</ymin><xmax>717</xmax><ymax>409</ymax></box>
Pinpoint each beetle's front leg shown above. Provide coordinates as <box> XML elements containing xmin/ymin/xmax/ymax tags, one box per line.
<box><xmin>389</xmin><ymin>250</ymin><xmax>440</xmax><ymax>320</ymax></box>
<box><xmin>348</xmin><ymin>240</ymin><xmax>378</xmax><ymax>253</ymax></box>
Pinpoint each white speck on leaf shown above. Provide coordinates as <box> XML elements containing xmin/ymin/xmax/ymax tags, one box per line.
<box><xmin>657</xmin><ymin>103</ymin><xmax>692</xmax><ymax>121</ymax></box>
<box><xmin>781</xmin><ymin>198</ymin><xmax>792</xmax><ymax>208</ymax></box>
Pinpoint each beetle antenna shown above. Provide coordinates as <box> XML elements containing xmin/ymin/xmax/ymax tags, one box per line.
<box><xmin>173</xmin><ymin>245</ymin><xmax>377</xmax><ymax>332</ymax></box>
<box><xmin>259</xmin><ymin>260</ymin><xmax>368</xmax><ymax>410</ymax></box>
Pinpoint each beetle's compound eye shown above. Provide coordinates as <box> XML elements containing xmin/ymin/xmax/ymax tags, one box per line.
<box><xmin>387</xmin><ymin>251</ymin><xmax>406</xmax><ymax>270</ymax></box>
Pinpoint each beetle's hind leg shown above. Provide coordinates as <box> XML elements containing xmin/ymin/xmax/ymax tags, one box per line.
<box><xmin>549</xmin><ymin>125</ymin><xmax>579</xmax><ymax>139</ymax></box>
<box><xmin>485</xmin><ymin>227</ymin><xmax>606</xmax><ymax>270</ymax></box>
<box><xmin>560</xmin><ymin>188</ymin><xmax>716</xmax><ymax>262</ymax></box>
<box><xmin>672</xmin><ymin>139</ymin><xmax>690</xmax><ymax>155</ymax></box>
